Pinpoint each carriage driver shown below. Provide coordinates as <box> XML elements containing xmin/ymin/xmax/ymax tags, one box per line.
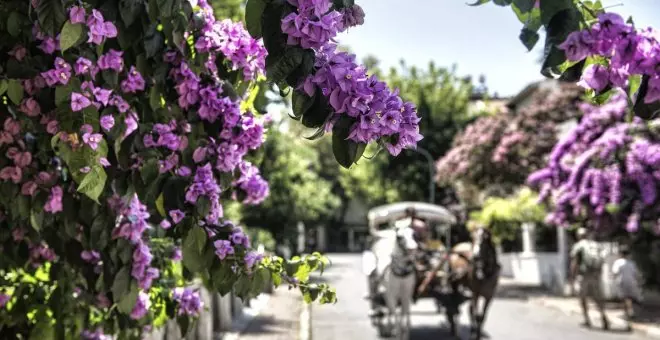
<box><xmin>406</xmin><ymin>209</ymin><xmax>447</xmax><ymax>301</ymax></box>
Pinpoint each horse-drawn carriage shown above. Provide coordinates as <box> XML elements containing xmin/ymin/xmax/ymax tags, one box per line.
<box><xmin>361</xmin><ymin>202</ymin><xmax>499</xmax><ymax>340</ymax></box>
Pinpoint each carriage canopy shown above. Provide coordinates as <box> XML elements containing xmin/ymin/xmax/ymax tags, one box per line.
<box><xmin>367</xmin><ymin>201</ymin><xmax>457</xmax><ymax>236</ymax></box>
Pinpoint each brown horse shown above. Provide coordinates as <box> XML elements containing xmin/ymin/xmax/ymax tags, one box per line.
<box><xmin>417</xmin><ymin>227</ymin><xmax>500</xmax><ymax>339</ymax></box>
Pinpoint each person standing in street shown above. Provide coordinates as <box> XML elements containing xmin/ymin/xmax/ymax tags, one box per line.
<box><xmin>569</xmin><ymin>227</ymin><xmax>610</xmax><ymax>330</ymax></box>
<box><xmin>612</xmin><ymin>245</ymin><xmax>643</xmax><ymax>328</ymax></box>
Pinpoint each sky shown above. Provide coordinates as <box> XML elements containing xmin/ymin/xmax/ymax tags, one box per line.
<box><xmin>335</xmin><ymin>0</ymin><xmax>660</xmax><ymax>97</ymax></box>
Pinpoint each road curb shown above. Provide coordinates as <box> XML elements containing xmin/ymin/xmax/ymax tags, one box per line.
<box><xmin>530</xmin><ymin>296</ymin><xmax>660</xmax><ymax>339</ymax></box>
<box><xmin>218</xmin><ymin>293</ymin><xmax>271</xmax><ymax>340</ymax></box>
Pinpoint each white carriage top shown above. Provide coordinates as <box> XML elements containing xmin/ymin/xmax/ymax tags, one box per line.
<box><xmin>367</xmin><ymin>201</ymin><xmax>457</xmax><ymax>232</ymax></box>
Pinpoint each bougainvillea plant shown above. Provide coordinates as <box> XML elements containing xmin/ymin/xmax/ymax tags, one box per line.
<box><xmin>245</xmin><ymin>0</ymin><xmax>422</xmax><ymax>168</ymax></box>
<box><xmin>435</xmin><ymin>82</ymin><xmax>582</xmax><ymax>194</ymax></box>
<box><xmin>0</xmin><ymin>0</ymin><xmax>422</xmax><ymax>337</ymax></box>
<box><xmin>472</xmin><ymin>0</ymin><xmax>659</xmax><ymax>119</ymax></box>
<box><xmin>526</xmin><ymin>11</ymin><xmax>660</xmax><ymax>237</ymax></box>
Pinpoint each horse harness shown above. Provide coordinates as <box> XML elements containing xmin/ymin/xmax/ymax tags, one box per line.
<box><xmin>390</xmin><ymin>230</ymin><xmax>416</xmax><ymax>277</ymax></box>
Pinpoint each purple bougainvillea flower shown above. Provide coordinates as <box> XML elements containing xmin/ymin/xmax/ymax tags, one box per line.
<box><xmin>213</xmin><ymin>240</ymin><xmax>234</xmax><ymax>259</ymax></box>
<box><xmin>69</xmin><ymin>6</ymin><xmax>86</xmax><ymax>24</ymax></box>
<box><xmin>159</xmin><ymin>219</ymin><xmax>171</xmax><ymax>230</ymax></box>
<box><xmin>19</xmin><ymin>98</ymin><xmax>41</xmax><ymax>117</ymax></box>
<box><xmin>99</xmin><ymin>158</ymin><xmax>110</xmax><ymax>167</ymax></box>
<box><xmin>0</xmin><ymin>293</ymin><xmax>11</xmax><ymax>308</ymax></box>
<box><xmin>172</xmin><ymin>247</ymin><xmax>182</xmax><ymax>261</ymax></box>
<box><xmin>44</xmin><ymin>186</ymin><xmax>63</xmax><ymax>213</ymax></box>
<box><xmin>169</xmin><ymin>210</ymin><xmax>185</xmax><ymax>224</ymax></box>
<box><xmin>100</xmin><ymin>115</ymin><xmax>115</xmax><ymax>131</ymax></box>
<box><xmin>71</xmin><ymin>92</ymin><xmax>91</xmax><ymax>111</ymax></box>
<box><xmin>130</xmin><ymin>291</ymin><xmax>150</xmax><ymax>320</ymax></box>
<box><xmin>578</xmin><ymin>64</ymin><xmax>610</xmax><ymax>92</ymax></box>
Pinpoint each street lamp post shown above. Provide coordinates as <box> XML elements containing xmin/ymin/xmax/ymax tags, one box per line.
<box><xmin>410</xmin><ymin>146</ymin><xmax>435</xmax><ymax>204</ymax></box>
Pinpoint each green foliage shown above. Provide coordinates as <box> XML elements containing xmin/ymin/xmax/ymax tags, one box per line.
<box><xmin>489</xmin><ymin>0</ymin><xmax>609</xmax><ymax>80</ymax></box>
<box><xmin>240</xmin><ymin>129</ymin><xmax>342</xmax><ymax>238</ymax></box>
<box><xmin>470</xmin><ymin>187</ymin><xmax>547</xmax><ymax>241</ymax></box>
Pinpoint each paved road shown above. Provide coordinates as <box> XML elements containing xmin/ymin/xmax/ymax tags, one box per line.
<box><xmin>311</xmin><ymin>253</ymin><xmax>648</xmax><ymax>340</ymax></box>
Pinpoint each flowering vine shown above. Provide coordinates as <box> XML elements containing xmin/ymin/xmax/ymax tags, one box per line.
<box><xmin>0</xmin><ymin>0</ymin><xmax>337</xmax><ymax>337</ymax></box>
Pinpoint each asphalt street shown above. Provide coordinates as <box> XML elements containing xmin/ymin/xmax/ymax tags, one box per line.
<box><xmin>310</xmin><ymin>253</ymin><xmax>648</xmax><ymax>340</ymax></box>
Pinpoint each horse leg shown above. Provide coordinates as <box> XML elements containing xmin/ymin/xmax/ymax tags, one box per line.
<box><xmin>469</xmin><ymin>294</ymin><xmax>479</xmax><ymax>340</ymax></box>
<box><xmin>446</xmin><ymin>283</ymin><xmax>460</xmax><ymax>338</ymax></box>
<box><xmin>446</xmin><ymin>306</ymin><xmax>457</xmax><ymax>339</ymax></box>
<box><xmin>475</xmin><ymin>295</ymin><xmax>493</xmax><ymax>340</ymax></box>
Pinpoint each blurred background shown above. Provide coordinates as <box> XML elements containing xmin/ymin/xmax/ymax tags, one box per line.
<box><xmin>200</xmin><ymin>1</ymin><xmax>660</xmax><ymax>340</ymax></box>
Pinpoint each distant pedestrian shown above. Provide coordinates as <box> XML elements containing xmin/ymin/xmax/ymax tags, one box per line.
<box><xmin>569</xmin><ymin>227</ymin><xmax>610</xmax><ymax>330</ymax></box>
<box><xmin>612</xmin><ymin>245</ymin><xmax>643</xmax><ymax>326</ymax></box>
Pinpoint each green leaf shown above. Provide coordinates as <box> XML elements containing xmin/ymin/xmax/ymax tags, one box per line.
<box><xmin>149</xmin><ymin>85</ymin><xmax>162</xmax><ymax>110</ymax></box>
<box><xmin>119</xmin><ymin>0</ymin><xmax>143</xmax><ymax>27</ymax></box>
<box><xmin>539</xmin><ymin>0</ymin><xmax>574</xmax><ymax>26</ymax></box>
<box><xmin>331</xmin><ymin>116</ymin><xmax>360</xmax><ymax>168</ymax></box>
<box><xmin>76</xmin><ymin>166</ymin><xmax>107</xmax><ymax>203</ymax></box>
<box><xmin>7</xmin><ymin>12</ymin><xmax>22</xmax><ymax>37</ymax></box>
<box><xmin>0</xmin><ymin>80</ymin><xmax>8</xmax><ymax>96</ymax></box>
<box><xmin>59</xmin><ymin>21</ymin><xmax>84</xmax><ymax>52</ymax></box>
<box><xmin>7</xmin><ymin>79</ymin><xmax>24</xmax><ymax>105</ymax></box>
<box><xmin>492</xmin><ymin>0</ymin><xmax>512</xmax><ymax>5</ymax></box>
<box><xmin>29</xmin><ymin>313</ymin><xmax>55</xmax><ymax>340</ymax></box>
<box><xmin>117</xmin><ymin>282</ymin><xmax>139</xmax><ymax>315</ymax></box>
<box><xmin>177</xmin><ymin>316</ymin><xmax>191</xmax><ymax>337</ymax></box>
<box><xmin>37</xmin><ymin>0</ymin><xmax>66</xmax><ymax>37</ymax></box>
<box><xmin>246</xmin><ymin>0</ymin><xmax>267</xmax><ymax>39</ymax></box>
<box><xmin>196</xmin><ymin>196</ymin><xmax>211</xmax><ymax>219</ymax></box>
<box><xmin>155</xmin><ymin>193</ymin><xmax>166</xmax><ymax>217</ymax></box>
<box><xmin>157</xmin><ymin>0</ymin><xmax>174</xmax><ymax>17</ymax></box>
<box><xmin>144</xmin><ymin>25</ymin><xmax>164</xmax><ymax>59</ymax></box>
<box><xmin>558</xmin><ymin>59</ymin><xmax>585</xmax><ymax>82</ymax></box>
<box><xmin>513</xmin><ymin>0</ymin><xmax>535</xmax><ymax>13</ymax></box>
<box><xmin>319</xmin><ymin>288</ymin><xmax>337</xmax><ymax>304</ymax></box>
<box><xmin>266</xmin><ymin>47</ymin><xmax>304</xmax><ymax>84</ymax></box>
<box><xmin>466</xmin><ymin>0</ymin><xmax>490</xmax><ymax>5</ymax></box>
<box><xmin>519</xmin><ymin>27</ymin><xmax>540</xmax><ymax>51</ymax></box>
<box><xmin>261</xmin><ymin>1</ymin><xmax>288</xmax><ymax>56</ymax></box>
<box><xmin>90</xmin><ymin>214</ymin><xmax>111</xmax><ymax>250</ymax></box>
<box><xmin>111</xmin><ymin>266</ymin><xmax>131</xmax><ymax>300</ymax></box>
<box><xmin>234</xmin><ymin>275</ymin><xmax>252</xmax><ymax>298</ymax></box>
<box><xmin>292</xmin><ymin>90</ymin><xmax>316</xmax><ymax>118</ymax></box>
<box><xmin>30</xmin><ymin>207</ymin><xmax>44</xmax><ymax>231</ymax></box>
<box><xmin>140</xmin><ymin>158</ymin><xmax>160</xmax><ymax>184</ymax></box>
<box><xmin>182</xmin><ymin>226</ymin><xmax>207</xmax><ymax>273</ymax></box>
<box><xmin>250</xmin><ymin>267</ymin><xmax>271</xmax><ymax>296</ymax></box>
<box><xmin>633</xmin><ymin>75</ymin><xmax>660</xmax><ymax>120</ymax></box>
<box><xmin>211</xmin><ymin>262</ymin><xmax>238</xmax><ymax>295</ymax></box>
<box><xmin>628</xmin><ymin>74</ymin><xmax>642</xmax><ymax>100</ymax></box>
<box><xmin>540</xmin><ymin>7</ymin><xmax>579</xmax><ymax>78</ymax></box>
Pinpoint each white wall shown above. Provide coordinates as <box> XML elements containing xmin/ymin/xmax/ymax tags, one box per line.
<box><xmin>500</xmin><ymin>252</ymin><xmax>565</xmax><ymax>293</ymax></box>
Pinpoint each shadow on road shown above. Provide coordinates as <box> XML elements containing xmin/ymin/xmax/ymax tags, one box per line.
<box><xmin>409</xmin><ymin>323</ymin><xmax>490</xmax><ymax>340</ymax></box>
<box><xmin>494</xmin><ymin>283</ymin><xmax>545</xmax><ymax>301</ymax></box>
<box><xmin>241</xmin><ymin>315</ymin><xmax>286</xmax><ymax>335</ymax></box>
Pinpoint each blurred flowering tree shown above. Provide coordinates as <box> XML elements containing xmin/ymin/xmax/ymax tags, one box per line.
<box><xmin>0</xmin><ymin>0</ymin><xmax>429</xmax><ymax>337</ymax></box>
<box><xmin>436</xmin><ymin>82</ymin><xmax>583</xmax><ymax>197</ymax></box>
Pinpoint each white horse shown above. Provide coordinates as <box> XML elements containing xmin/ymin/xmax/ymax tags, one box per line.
<box><xmin>366</xmin><ymin>218</ymin><xmax>419</xmax><ymax>339</ymax></box>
